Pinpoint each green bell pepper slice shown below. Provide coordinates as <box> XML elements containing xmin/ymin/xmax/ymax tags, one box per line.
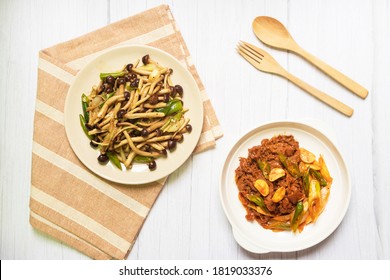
<box><xmin>107</xmin><ymin>152</ymin><xmax>122</xmax><ymax>170</ymax></box>
<box><xmin>100</xmin><ymin>70</ymin><xmax>127</xmax><ymax>80</ymax></box>
<box><xmin>155</xmin><ymin>99</ymin><xmax>183</xmax><ymax>115</ymax></box>
<box><xmin>133</xmin><ymin>155</ymin><xmax>153</xmax><ymax>163</ymax></box>
<box><xmin>81</xmin><ymin>94</ymin><xmax>89</xmax><ymax>123</ymax></box>
<box><xmin>79</xmin><ymin>114</ymin><xmax>92</xmax><ymax>140</ymax></box>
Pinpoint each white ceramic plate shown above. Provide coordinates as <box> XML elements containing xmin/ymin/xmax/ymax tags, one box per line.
<box><xmin>64</xmin><ymin>45</ymin><xmax>203</xmax><ymax>185</ymax></box>
<box><xmin>220</xmin><ymin>121</ymin><xmax>351</xmax><ymax>253</ymax></box>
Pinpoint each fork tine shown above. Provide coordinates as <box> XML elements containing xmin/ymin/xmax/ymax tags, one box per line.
<box><xmin>238</xmin><ymin>42</ymin><xmax>263</xmax><ymax>62</ymax></box>
<box><xmin>240</xmin><ymin>41</ymin><xmax>264</xmax><ymax>59</ymax></box>
<box><xmin>237</xmin><ymin>46</ymin><xmax>261</xmax><ymax>70</ymax></box>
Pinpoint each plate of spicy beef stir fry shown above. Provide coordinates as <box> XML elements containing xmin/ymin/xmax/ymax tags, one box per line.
<box><xmin>219</xmin><ymin>121</ymin><xmax>351</xmax><ymax>253</ymax></box>
<box><xmin>64</xmin><ymin>45</ymin><xmax>203</xmax><ymax>184</ymax></box>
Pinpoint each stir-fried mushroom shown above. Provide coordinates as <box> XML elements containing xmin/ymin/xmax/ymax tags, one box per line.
<box><xmin>79</xmin><ymin>54</ymin><xmax>193</xmax><ymax>171</ymax></box>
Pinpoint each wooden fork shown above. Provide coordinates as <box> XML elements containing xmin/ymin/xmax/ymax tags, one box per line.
<box><xmin>237</xmin><ymin>41</ymin><xmax>353</xmax><ymax>117</ymax></box>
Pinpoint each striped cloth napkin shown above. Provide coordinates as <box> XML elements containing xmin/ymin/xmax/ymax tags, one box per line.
<box><xmin>30</xmin><ymin>5</ymin><xmax>222</xmax><ymax>260</ymax></box>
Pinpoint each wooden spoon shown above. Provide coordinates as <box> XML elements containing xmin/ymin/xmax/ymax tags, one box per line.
<box><xmin>252</xmin><ymin>16</ymin><xmax>368</xmax><ymax>99</ymax></box>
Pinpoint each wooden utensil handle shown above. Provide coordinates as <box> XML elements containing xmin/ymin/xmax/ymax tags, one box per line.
<box><xmin>282</xmin><ymin>71</ymin><xmax>354</xmax><ymax>117</ymax></box>
<box><xmin>294</xmin><ymin>46</ymin><xmax>368</xmax><ymax>99</ymax></box>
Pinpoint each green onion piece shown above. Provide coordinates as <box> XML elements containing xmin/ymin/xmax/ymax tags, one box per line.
<box><xmin>291</xmin><ymin>201</ymin><xmax>304</xmax><ymax>231</ymax></box>
<box><xmin>246</xmin><ymin>194</ymin><xmax>270</xmax><ymax>214</ymax></box>
<box><xmin>303</xmin><ymin>170</ymin><xmax>310</xmax><ymax>197</ymax></box>
<box><xmin>310</xmin><ymin>169</ymin><xmax>327</xmax><ymax>187</ymax></box>
<box><xmin>279</xmin><ymin>153</ymin><xmax>301</xmax><ymax>178</ymax></box>
<box><xmin>257</xmin><ymin>159</ymin><xmax>270</xmax><ymax>179</ymax></box>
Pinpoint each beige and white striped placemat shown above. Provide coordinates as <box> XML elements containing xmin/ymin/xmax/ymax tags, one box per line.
<box><xmin>30</xmin><ymin>5</ymin><xmax>222</xmax><ymax>260</ymax></box>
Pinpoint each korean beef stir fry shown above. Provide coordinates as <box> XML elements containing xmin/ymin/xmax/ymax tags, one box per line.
<box><xmin>235</xmin><ymin>135</ymin><xmax>333</xmax><ymax>233</ymax></box>
<box><xmin>79</xmin><ymin>54</ymin><xmax>192</xmax><ymax>171</ymax></box>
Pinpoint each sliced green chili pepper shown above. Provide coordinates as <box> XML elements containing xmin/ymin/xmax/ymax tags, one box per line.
<box><xmin>279</xmin><ymin>153</ymin><xmax>301</xmax><ymax>178</ymax></box>
<box><xmin>81</xmin><ymin>94</ymin><xmax>89</xmax><ymax>123</ymax></box>
<box><xmin>99</xmin><ymin>70</ymin><xmax>127</xmax><ymax>80</ymax></box>
<box><xmin>310</xmin><ymin>169</ymin><xmax>327</xmax><ymax>187</ymax></box>
<box><xmin>155</xmin><ymin>99</ymin><xmax>183</xmax><ymax>115</ymax></box>
<box><xmin>256</xmin><ymin>159</ymin><xmax>270</xmax><ymax>179</ymax></box>
<box><xmin>291</xmin><ymin>201</ymin><xmax>304</xmax><ymax>232</ymax></box>
<box><xmin>303</xmin><ymin>170</ymin><xmax>310</xmax><ymax>197</ymax></box>
<box><xmin>247</xmin><ymin>194</ymin><xmax>270</xmax><ymax>214</ymax></box>
<box><xmin>107</xmin><ymin>152</ymin><xmax>122</xmax><ymax>170</ymax></box>
<box><xmin>79</xmin><ymin>114</ymin><xmax>92</xmax><ymax>140</ymax></box>
<box><xmin>133</xmin><ymin>155</ymin><xmax>153</xmax><ymax>164</ymax></box>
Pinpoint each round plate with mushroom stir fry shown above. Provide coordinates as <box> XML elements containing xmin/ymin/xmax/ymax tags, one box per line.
<box><xmin>65</xmin><ymin>45</ymin><xmax>203</xmax><ymax>184</ymax></box>
<box><xmin>220</xmin><ymin>121</ymin><xmax>351</xmax><ymax>253</ymax></box>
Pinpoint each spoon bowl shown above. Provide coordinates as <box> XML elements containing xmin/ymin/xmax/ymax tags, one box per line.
<box><xmin>252</xmin><ymin>16</ymin><xmax>298</xmax><ymax>51</ymax></box>
<box><xmin>252</xmin><ymin>16</ymin><xmax>368</xmax><ymax>99</ymax></box>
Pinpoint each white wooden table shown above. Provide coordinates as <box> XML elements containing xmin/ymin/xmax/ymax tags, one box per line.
<box><xmin>1</xmin><ymin>0</ymin><xmax>389</xmax><ymax>260</ymax></box>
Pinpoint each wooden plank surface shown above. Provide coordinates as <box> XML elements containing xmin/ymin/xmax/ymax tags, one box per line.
<box><xmin>0</xmin><ymin>0</ymin><xmax>388</xmax><ymax>260</ymax></box>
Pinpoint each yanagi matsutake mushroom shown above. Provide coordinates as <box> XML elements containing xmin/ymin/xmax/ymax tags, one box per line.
<box><xmin>79</xmin><ymin>54</ymin><xmax>192</xmax><ymax>171</ymax></box>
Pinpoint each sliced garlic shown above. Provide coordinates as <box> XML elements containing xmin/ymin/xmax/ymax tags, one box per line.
<box><xmin>272</xmin><ymin>187</ymin><xmax>286</xmax><ymax>203</ymax></box>
<box><xmin>300</xmin><ymin>148</ymin><xmax>316</xmax><ymax>163</ymax></box>
<box><xmin>268</xmin><ymin>168</ymin><xmax>286</xmax><ymax>182</ymax></box>
<box><xmin>253</xmin><ymin>179</ymin><xmax>269</xmax><ymax>196</ymax></box>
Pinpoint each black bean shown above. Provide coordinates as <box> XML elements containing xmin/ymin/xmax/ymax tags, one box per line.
<box><xmin>106</xmin><ymin>75</ymin><xmax>115</xmax><ymax>85</ymax></box>
<box><xmin>160</xmin><ymin>149</ymin><xmax>167</xmax><ymax>156</ymax></box>
<box><xmin>142</xmin><ymin>54</ymin><xmax>150</xmax><ymax>65</ymax></box>
<box><xmin>97</xmin><ymin>154</ymin><xmax>109</xmax><ymax>163</ymax></box>
<box><xmin>174</xmin><ymin>85</ymin><xmax>183</xmax><ymax>96</ymax></box>
<box><xmin>126</xmin><ymin>63</ymin><xmax>133</xmax><ymax>72</ymax></box>
<box><xmin>185</xmin><ymin>124</ymin><xmax>192</xmax><ymax>133</ymax></box>
<box><xmin>90</xmin><ymin>141</ymin><xmax>98</xmax><ymax>148</ymax></box>
<box><xmin>148</xmin><ymin>160</ymin><xmax>156</xmax><ymax>170</ymax></box>
<box><xmin>117</xmin><ymin>109</ymin><xmax>127</xmax><ymax>119</ymax></box>
<box><xmin>141</xmin><ymin>128</ymin><xmax>149</xmax><ymax>137</ymax></box>
<box><xmin>117</xmin><ymin>77</ymin><xmax>125</xmax><ymax>85</ymax></box>
<box><xmin>168</xmin><ymin>139</ymin><xmax>177</xmax><ymax>151</ymax></box>
<box><xmin>155</xmin><ymin>128</ymin><xmax>162</xmax><ymax>137</ymax></box>
<box><xmin>123</xmin><ymin>91</ymin><xmax>130</xmax><ymax>101</ymax></box>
